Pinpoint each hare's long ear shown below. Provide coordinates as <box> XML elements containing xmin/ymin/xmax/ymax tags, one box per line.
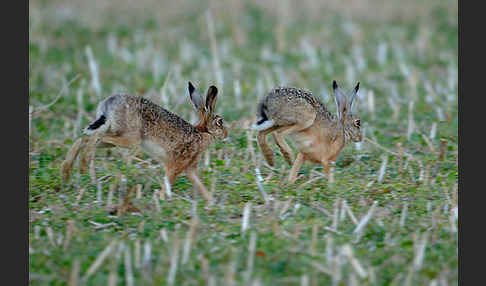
<box><xmin>205</xmin><ymin>85</ymin><xmax>218</xmax><ymax>115</ymax></box>
<box><xmin>349</xmin><ymin>82</ymin><xmax>360</xmax><ymax>110</ymax></box>
<box><xmin>332</xmin><ymin>80</ymin><xmax>347</xmax><ymax>123</ymax></box>
<box><xmin>188</xmin><ymin>82</ymin><xmax>205</xmax><ymax>112</ymax></box>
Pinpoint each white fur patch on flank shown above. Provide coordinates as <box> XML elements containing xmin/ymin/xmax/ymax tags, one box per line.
<box><xmin>83</xmin><ymin>127</ymin><xmax>96</xmax><ymax>135</ymax></box>
<box><xmin>252</xmin><ymin>119</ymin><xmax>274</xmax><ymax>131</ymax></box>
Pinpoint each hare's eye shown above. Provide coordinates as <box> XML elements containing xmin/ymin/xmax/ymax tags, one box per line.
<box><xmin>355</xmin><ymin>119</ymin><xmax>360</xmax><ymax>127</ymax></box>
<box><xmin>217</xmin><ymin>118</ymin><xmax>223</xmax><ymax>126</ymax></box>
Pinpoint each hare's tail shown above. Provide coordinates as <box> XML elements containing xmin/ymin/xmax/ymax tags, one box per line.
<box><xmin>84</xmin><ymin>115</ymin><xmax>106</xmax><ymax>135</ymax></box>
<box><xmin>252</xmin><ymin>102</ymin><xmax>274</xmax><ymax>131</ymax></box>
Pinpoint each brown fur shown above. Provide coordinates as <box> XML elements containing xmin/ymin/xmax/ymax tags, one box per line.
<box><xmin>61</xmin><ymin>83</ymin><xmax>228</xmax><ymax>202</ymax></box>
<box><xmin>255</xmin><ymin>82</ymin><xmax>362</xmax><ymax>183</ymax></box>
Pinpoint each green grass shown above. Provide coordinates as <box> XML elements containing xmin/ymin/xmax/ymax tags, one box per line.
<box><xmin>29</xmin><ymin>0</ymin><xmax>457</xmax><ymax>285</ymax></box>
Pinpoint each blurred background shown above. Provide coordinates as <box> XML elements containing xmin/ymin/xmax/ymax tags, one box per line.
<box><xmin>29</xmin><ymin>0</ymin><xmax>457</xmax><ymax>129</ymax></box>
<box><xmin>29</xmin><ymin>1</ymin><xmax>458</xmax><ymax>285</ymax></box>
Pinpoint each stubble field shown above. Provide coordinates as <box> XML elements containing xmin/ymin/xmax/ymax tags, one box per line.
<box><xmin>29</xmin><ymin>0</ymin><xmax>458</xmax><ymax>285</ymax></box>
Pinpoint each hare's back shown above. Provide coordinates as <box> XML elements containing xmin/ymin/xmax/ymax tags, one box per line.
<box><xmin>259</xmin><ymin>87</ymin><xmax>318</xmax><ymax>126</ymax></box>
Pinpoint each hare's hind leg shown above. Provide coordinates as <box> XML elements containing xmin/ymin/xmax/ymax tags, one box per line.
<box><xmin>288</xmin><ymin>152</ymin><xmax>304</xmax><ymax>184</ymax></box>
<box><xmin>101</xmin><ymin>133</ymin><xmax>141</xmax><ymax>147</ymax></box>
<box><xmin>257</xmin><ymin>126</ymin><xmax>279</xmax><ymax>166</ymax></box>
<box><xmin>61</xmin><ymin>136</ymin><xmax>90</xmax><ymax>182</ymax></box>
<box><xmin>272</xmin><ymin>132</ymin><xmax>293</xmax><ymax>166</ymax></box>
<box><xmin>79</xmin><ymin>131</ymin><xmax>103</xmax><ymax>173</ymax></box>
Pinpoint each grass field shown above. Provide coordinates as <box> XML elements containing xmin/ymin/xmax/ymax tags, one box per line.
<box><xmin>29</xmin><ymin>0</ymin><xmax>458</xmax><ymax>285</ymax></box>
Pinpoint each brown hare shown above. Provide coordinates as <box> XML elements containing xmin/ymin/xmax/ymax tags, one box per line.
<box><xmin>61</xmin><ymin>82</ymin><xmax>228</xmax><ymax>201</ymax></box>
<box><xmin>253</xmin><ymin>80</ymin><xmax>362</xmax><ymax>183</ymax></box>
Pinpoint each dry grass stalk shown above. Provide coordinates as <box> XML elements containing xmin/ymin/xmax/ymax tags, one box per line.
<box><xmin>204</xmin><ymin>150</ymin><xmax>210</xmax><ymax>167</ymax></box>
<box><xmin>106</xmin><ymin>182</ymin><xmax>116</xmax><ymax>211</ymax></box>
<box><xmin>136</xmin><ymin>184</ymin><xmax>142</xmax><ymax>199</ymax></box>
<box><xmin>439</xmin><ymin>138</ymin><xmax>448</xmax><ymax>161</ymax></box>
<box><xmin>74</xmin><ymin>188</ymin><xmax>85</xmax><ymax>206</ymax></box>
<box><xmin>328</xmin><ymin>166</ymin><xmax>335</xmax><ymax>184</ymax></box>
<box><xmin>399</xmin><ymin>203</ymin><xmax>408</xmax><ymax>228</ymax></box>
<box><xmin>342</xmin><ymin>244</ymin><xmax>367</xmax><ymax>278</ymax></box>
<box><xmin>343</xmin><ymin>200</ymin><xmax>359</xmax><ymax>225</ymax></box>
<box><xmin>407</xmin><ymin>100</ymin><xmax>415</xmax><ymax>141</ymax></box>
<box><xmin>331</xmin><ymin>198</ymin><xmax>340</xmax><ymax>231</ymax></box>
<box><xmin>325</xmin><ymin>234</ymin><xmax>333</xmax><ymax>265</ymax></box>
<box><xmin>309</xmin><ymin>224</ymin><xmax>318</xmax><ymax>256</ymax></box>
<box><xmin>85</xmin><ymin>46</ymin><xmax>101</xmax><ymax>97</ymax></box>
<box><xmin>311</xmin><ymin>261</ymin><xmax>333</xmax><ymax>276</ymax></box>
<box><xmin>255</xmin><ymin>167</ymin><xmax>269</xmax><ymax>204</ymax></box>
<box><xmin>413</xmin><ymin>232</ymin><xmax>429</xmax><ymax>270</ymax></box>
<box><xmin>63</xmin><ymin>220</ymin><xmax>75</xmax><ymax>251</ymax></box>
<box><xmin>160</xmin><ymin>228</ymin><xmax>168</xmax><ymax>243</ymax></box>
<box><xmin>46</xmin><ymin>226</ymin><xmax>56</xmax><ymax>246</ymax></box>
<box><xmin>182</xmin><ymin>205</ymin><xmax>200</xmax><ymax>264</ymax></box>
<box><xmin>134</xmin><ymin>239</ymin><xmax>141</xmax><ymax>269</ymax></box>
<box><xmin>354</xmin><ymin>201</ymin><xmax>378</xmax><ymax>235</ymax></box>
<box><xmin>299</xmin><ymin>173</ymin><xmax>325</xmax><ymax>188</ymax></box>
<box><xmin>397</xmin><ymin>142</ymin><xmax>403</xmax><ymax>175</ymax></box>
<box><xmin>241</xmin><ymin>202</ymin><xmax>252</xmax><ymax>234</ymax></box>
<box><xmin>33</xmin><ymin>74</ymin><xmax>81</xmax><ymax>116</ymax></box>
<box><xmin>223</xmin><ymin>249</ymin><xmax>237</xmax><ymax>286</ymax></box>
<box><xmin>301</xmin><ymin>274</ymin><xmax>309</xmax><ymax>286</ymax></box>
<box><xmin>245</xmin><ymin>232</ymin><xmax>257</xmax><ymax>282</ymax></box>
<box><xmin>89</xmin><ymin>221</ymin><xmax>117</xmax><ymax>230</ymax></box>
<box><xmin>247</xmin><ymin>131</ymin><xmax>257</xmax><ymax>166</ymax></box>
<box><xmin>367</xmin><ymin>90</ymin><xmax>375</xmax><ymax>120</ymax></box>
<box><xmin>124</xmin><ymin>245</ymin><xmax>134</xmax><ymax>286</ymax></box>
<box><xmin>68</xmin><ymin>259</ymin><xmax>80</xmax><ymax>286</ymax></box>
<box><xmin>116</xmin><ymin>185</ymin><xmax>139</xmax><ymax>216</ymax></box>
<box><xmin>167</xmin><ymin>238</ymin><xmax>181</xmax><ymax>286</ymax></box>
<box><xmin>199</xmin><ymin>255</ymin><xmax>210</xmax><ymax>284</ymax></box>
<box><xmin>153</xmin><ymin>192</ymin><xmax>161</xmax><ymax>212</ymax></box>
<box><xmin>108</xmin><ymin>266</ymin><xmax>118</xmax><ymax>286</ymax></box>
<box><xmin>311</xmin><ymin>202</ymin><xmax>332</xmax><ymax>217</ymax></box>
<box><xmin>420</xmin><ymin>134</ymin><xmax>435</xmax><ymax>154</ymax></box>
<box><xmin>278</xmin><ymin>198</ymin><xmax>293</xmax><ymax>218</ymax></box>
<box><xmin>142</xmin><ymin>241</ymin><xmax>152</xmax><ymax>279</ymax></box>
<box><xmin>429</xmin><ymin>122</ymin><xmax>437</xmax><ymax>139</ymax></box>
<box><xmin>34</xmin><ymin>225</ymin><xmax>41</xmax><ymax>240</ymax></box>
<box><xmin>83</xmin><ymin>240</ymin><xmax>117</xmax><ymax>281</ymax></box>
<box><xmin>96</xmin><ymin>182</ymin><xmax>102</xmax><ymax>203</ymax></box>
<box><xmin>74</xmin><ymin>79</ymin><xmax>85</xmax><ymax>136</ymax></box>
<box><xmin>378</xmin><ymin>155</ymin><xmax>388</xmax><ymax>184</ymax></box>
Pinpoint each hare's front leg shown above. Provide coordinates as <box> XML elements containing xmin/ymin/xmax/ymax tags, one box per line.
<box><xmin>185</xmin><ymin>167</ymin><xmax>212</xmax><ymax>202</ymax></box>
<box><xmin>321</xmin><ymin>160</ymin><xmax>335</xmax><ymax>183</ymax></box>
<box><xmin>287</xmin><ymin>152</ymin><xmax>304</xmax><ymax>184</ymax></box>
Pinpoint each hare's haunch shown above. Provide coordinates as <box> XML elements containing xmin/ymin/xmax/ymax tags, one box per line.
<box><xmin>253</xmin><ymin>80</ymin><xmax>362</xmax><ymax>183</ymax></box>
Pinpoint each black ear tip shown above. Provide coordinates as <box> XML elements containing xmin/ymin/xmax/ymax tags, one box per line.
<box><xmin>188</xmin><ymin>81</ymin><xmax>195</xmax><ymax>93</ymax></box>
<box><xmin>332</xmin><ymin>80</ymin><xmax>338</xmax><ymax>89</ymax></box>
<box><xmin>209</xmin><ymin>85</ymin><xmax>218</xmax><ymax>94</ymax></box>
<box><xmin>355</xmin><ymin>82</ymin><xmax>360</xmax><ymax>90</ymax></box>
